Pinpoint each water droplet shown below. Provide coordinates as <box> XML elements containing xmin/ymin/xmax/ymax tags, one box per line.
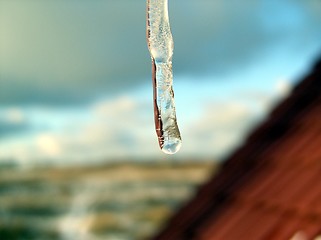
<box><xmin>162</xmin><ymin>138</ymin><xmax>182</xmax><ymax>154</ymax></box>
<box><xmin>147</xmin><ymin>0</ymin><xmax>182</xmax><ymax>154</ymax></box>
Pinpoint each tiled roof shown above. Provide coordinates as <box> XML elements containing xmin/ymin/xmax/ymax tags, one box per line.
<box><xmin>154</xmin><ymin>58</ymin><xmax>321</xmax><ymax>240</ymax></box>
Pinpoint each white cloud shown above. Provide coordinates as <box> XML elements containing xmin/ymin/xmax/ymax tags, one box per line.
<box><xmin>0</xmin><ymin>95</ymin><xmax>157</xmax><ymax>165</ymax></box>
<box><xmin>275</xmin><ymin>78</ymin><xmax>292</xmax><ymax>97</ymax></box>
<box><xmin>0</xmin><ymin>77</ymin><xmax>296</xmax><ymax>165</ymax></box>
<box><xmin>176</xmin><ymin>78</ymin><xmax>291</xmax><ymax>160</ymax></box>
<box><xmin>179</xmin><ymin>101</ymin><xmax>259</xmax><ymax>159</ymax></box>
<box><xmin>3</xmin><ymin>108</ymin><xmax>25</xmax><ymax>123</ymax></box>
<box><xmin>36</xmin><ymin>134</ymin><xmax>61</xmax><ymax>157</ymax></box>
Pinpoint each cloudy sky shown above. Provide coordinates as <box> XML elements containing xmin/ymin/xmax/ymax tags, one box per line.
<box><xmin>0</xmin><ymin>0</ymin><xmax>321</xmax><ymax>166</ymax></box>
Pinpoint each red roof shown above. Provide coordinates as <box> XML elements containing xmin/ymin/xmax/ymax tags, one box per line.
<box><xmin>154</xmin><ymin>58</ymin><xmax>321</xmax><ymax>240</ymax></box>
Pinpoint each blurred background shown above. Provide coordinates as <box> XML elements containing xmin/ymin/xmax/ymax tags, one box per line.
<box><xmin>0</xmin><ymin>0</ymin><xmax>321</xmax><ymax>239</ymax></box>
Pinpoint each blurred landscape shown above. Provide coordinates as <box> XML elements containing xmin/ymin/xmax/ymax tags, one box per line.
<box><xmin>0</xmin><ymin>161</ymin><xmax>217</xmax><ymax>240</ymax></box>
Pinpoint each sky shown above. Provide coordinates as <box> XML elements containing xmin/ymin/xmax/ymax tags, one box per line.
<box><xmin>0</xmin><ymin>0</ymin><xmax>321</xmax><ymax>166</ymax></box>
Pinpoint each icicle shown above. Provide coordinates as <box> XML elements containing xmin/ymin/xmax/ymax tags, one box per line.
<box><xmin>146</xmin><ymin>0</ymin><xmax>182</xmax><ymax>154</ymax></box>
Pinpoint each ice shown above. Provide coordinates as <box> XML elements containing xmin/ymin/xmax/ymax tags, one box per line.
<box><xmin>147</xmin><ymin>0</ymin><xmax>182</xmax><ymax>154</ymax></box>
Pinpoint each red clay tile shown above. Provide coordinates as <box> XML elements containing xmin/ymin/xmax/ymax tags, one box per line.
<box><xmin>153</xmin><ymin>58</ymin><xmax>321</xmax><ymax>240</ymax></box>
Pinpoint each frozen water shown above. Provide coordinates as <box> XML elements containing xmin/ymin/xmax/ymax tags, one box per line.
<box><xmin>147</xmin><ymin>0</ymin><xmax>182</xmax><ymax>154</ymax></box>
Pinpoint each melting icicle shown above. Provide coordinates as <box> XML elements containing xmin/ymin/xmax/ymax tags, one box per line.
<box><xmin>146</xmin><ymin>0</ymin><xmax>182</xmax><ymax>154</ymax></box>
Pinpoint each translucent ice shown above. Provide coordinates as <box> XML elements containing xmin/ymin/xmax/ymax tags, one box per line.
<box><xmin>146</xmin><ymin>0</ymin><xmax>182</xmax><ymax>154</ymax></box>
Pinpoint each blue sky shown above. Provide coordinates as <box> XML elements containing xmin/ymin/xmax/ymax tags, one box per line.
<box><xmin>0</xmin><ymin>0</ymin><xmax>320</xmax><ymax>166</ymax></box>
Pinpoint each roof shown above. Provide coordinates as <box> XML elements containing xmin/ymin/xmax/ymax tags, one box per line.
<box><xmin>154</xmin><ymin>57</ymin><xmax>321</xmax><ymax>240</ymax></box>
